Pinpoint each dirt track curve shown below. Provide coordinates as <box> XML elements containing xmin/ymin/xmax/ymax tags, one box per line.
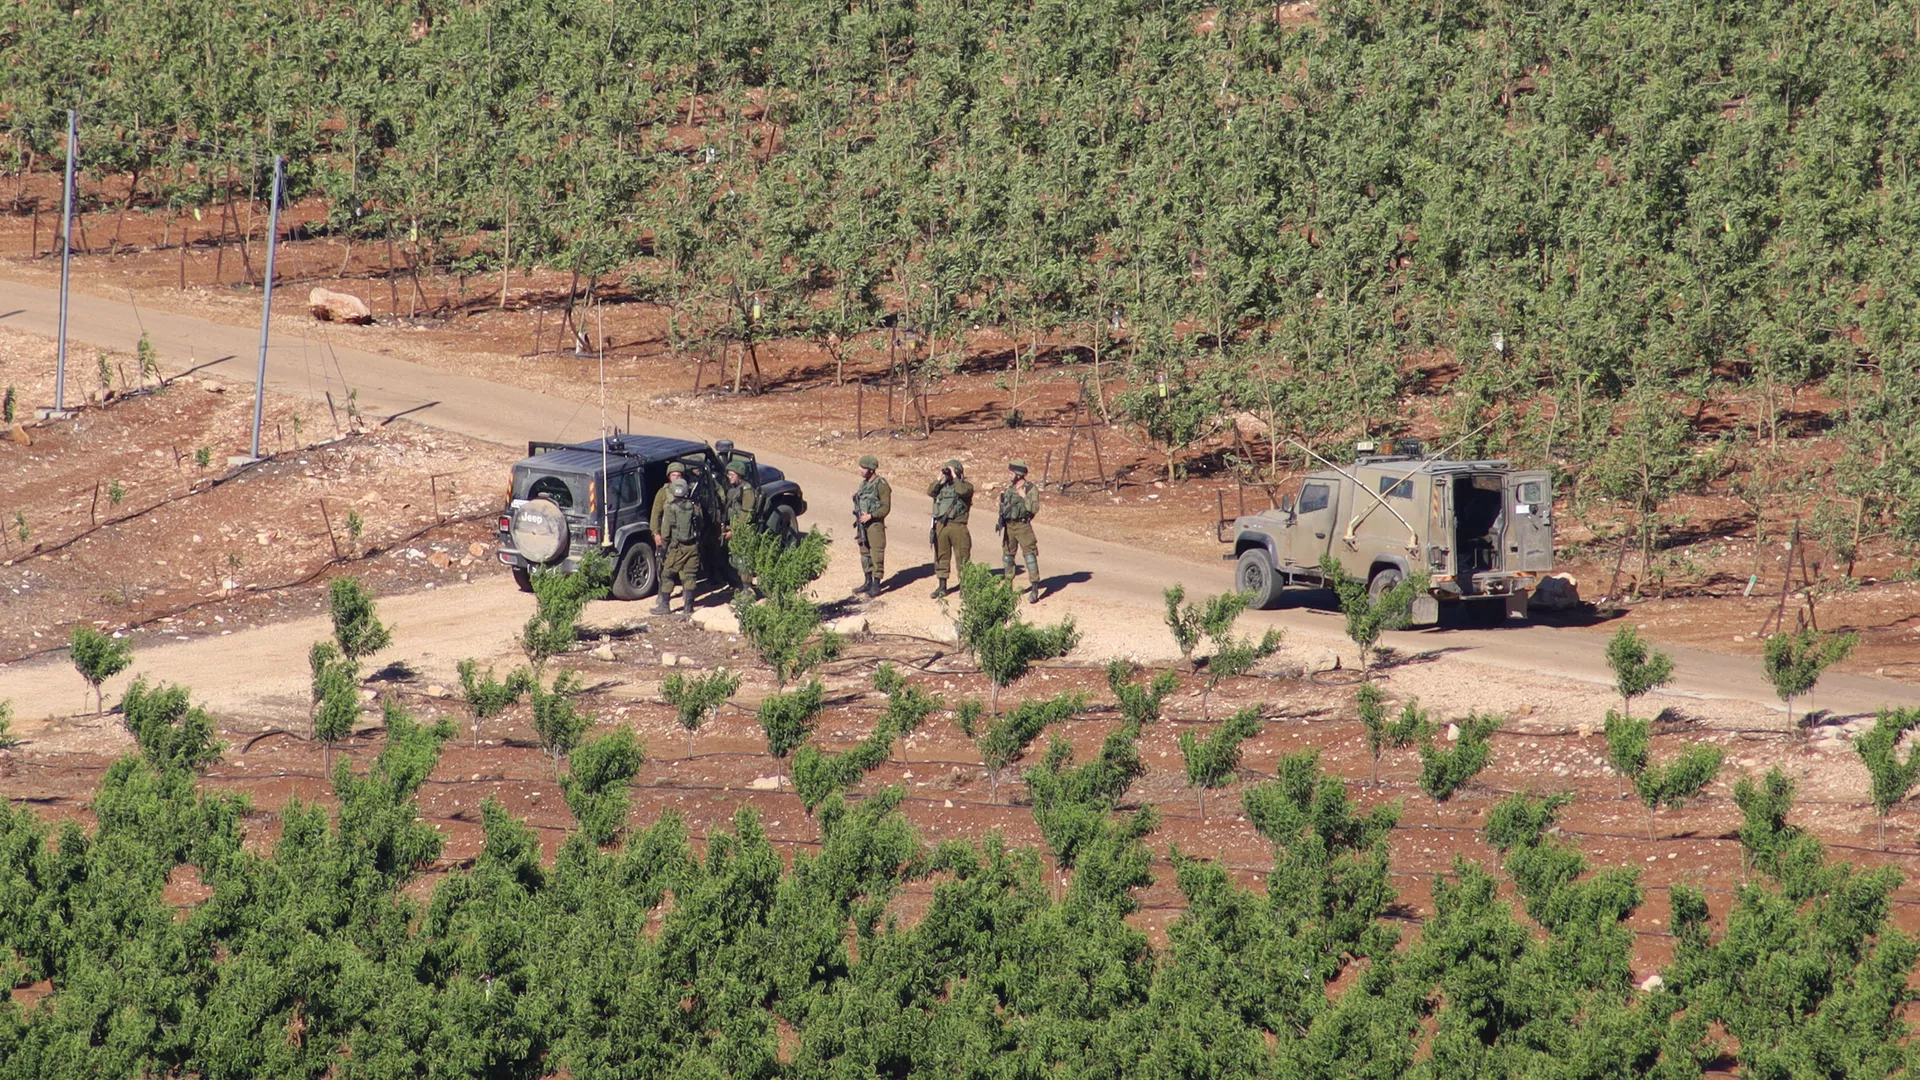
<box><xmin>3</xmin><ymin>272</ymin><xmax>1917</xmax><ymax>728</ymax></box>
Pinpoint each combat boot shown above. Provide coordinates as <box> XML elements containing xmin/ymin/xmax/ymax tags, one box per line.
<box><xmin>651</xmin><ymin>590</ymin><xmax>672</xmax><ymax>616</ymax></box>
<box><xmin>1025</xmin><ymin>556</ymin><xmax>1042</xmax><ymax>603</ymax></box>
<box><xmin>680</xmin><ymin>591</ymin><xmax>697</xmax><ymax>618</ymax></box>
<box><xmin>931</xmin><ymin>579</ymin><xmax>948</xmax><ymax>600</ymax></box>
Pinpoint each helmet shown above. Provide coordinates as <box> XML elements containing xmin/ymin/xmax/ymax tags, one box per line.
<box><xmin>944</xmin><ymin>459</ymin><xmax>964</xmax><ymax>476</ymax></box>
<box><xmin>1007</xmin><ymin>460</ymin><xmax>1029</xmax><ymax>475</ymax></box>
<box><xmin>666</xmin><ymin>460</ymin><xmax>687</xmax><ymax>475</ymax></box>
<box><xmin>727</xmin><ymin>457</ymin><xmax>751</xmax><ymax>476</ymax></box>
<box><xmin>858</xmin><ymin>454</ymin><xmax>879</xmax><ymax>470</ymax></box>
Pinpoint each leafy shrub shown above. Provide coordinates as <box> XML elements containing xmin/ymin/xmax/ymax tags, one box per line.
<box><xmin>1355</xmin><ymin>682</ymin><xmax>1427</xmax><ymax>784</ymax></box>
<box><xmin>1319</xmin><ymin>555</ymin><xmax>1423</xmax><ymax>677</ymax></box>
<box><xmin>757</xmin><ymin>679</ymin><xmax>826</xmax><ymax>767</ymax></box>
<box><xmin>456</xmin><ymin>658</ymin><xmax>532</xmax><ymax>746</ymax></box>
<box><xmin>1418</xmin><ymin>712</ymin><xmax>1501</xmax><ymax>801</ymax></box>
<box><xmin>792</xmin><ymin>721</ymin><xmax>894</xmax><ymax>813</ymax></box>
<box><xmin>1762</xmin><ymin>627</ymin><xmax>1858</xmax><ymax>732</ymax></box>
<box><xmin>0</xmin><ymin>699</ymin><xmax>16</xmax><ymax>749</ymax></box>
<box><xmin>1633</xmin><ymin>744</ymin><xmax>1723</xmax><ymax>840</ymax></box>
<box><xmin>1854</xmin><ymin>707</ymin><xmax>1920</xmax><ymax>844</ymax></box>
<box><xmin>118</xmin><ymin>677</ymin><xmax>223</xmax><ymax>773</ymax></box>
<box><xmin>520</xmin><ymin>549</ymin><xmax>611</xmax><ymax>674</ymax></box>
<box><xmin>958</xmin><ymin>561</ymin><xmax>1079</xmax><ymax>714</ymax></box>
<box><xmin>68</xmin><ymin>625</ymin><xmax>132</xmax><ymax>713</ymax></box>
<box><xmin>1025</xmin><ymin>723</ymin><xmax>1148</xmax><ymax>867</ymax></box>
<box><xmin>1604</xmin><ymin>624</ymin><xmax>1673</xmax><ymax>717</ymax></box>
<box><xmin>327</xmin><ymin>575</ymin><xmax>392</xmax><ymax>661</ymax></box>
<box><xmin>976</xmin><ymin>691</ymin><xmax>1085</xmax><ymax>803</ymax></box>
<box><xmin>308</xmin><ymin>639</ymin><xmax>361</xmax><ymax>759</ymax></box>
<box><xmin>529</xmin><ymin>669</ymin><xmax>594</xmax><ymax>765</ymax></box>
<box><xmin>1107</xmin><ymin>659</ymin><xmax>1179</xmax><ymax>726</ymax></box>
<box><xmin>561</xmin><ymin>728</ymin><xmax>643</xmax><ymax>846</ymax></box>
<box><xmin>1602</xmin><ymin>709</ymin><xmax>1649</xmax><ymax>799</ymax></box>
<box><xmin>660</xmin><ymin>668</ymin><xmax>741</xmax><ymax>756</ymax></box>
<box><xmin>1179</xmin><ymin>705</ymin><xmax>1264</xmax><ymax>819</ymax></box>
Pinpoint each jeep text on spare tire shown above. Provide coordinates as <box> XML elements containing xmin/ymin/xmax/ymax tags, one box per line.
<box><xmin>498</xmin><ymin>435</ymin><xmax>806</xmax><ymax>599</ymax></box>
<box><xmin>1227</xmin><ymin>438</ymin><xmax>1553</xmax><ymax>626</ymax></box>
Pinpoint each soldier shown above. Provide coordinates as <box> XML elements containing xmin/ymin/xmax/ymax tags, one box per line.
<box><xmin>723</xmin><ymin>457</ymin><xmax>761</xmax><ymax>596</ymax></box>
<box><xmin>926</xmin><ymin>459</ymin><xmax>972</xmax><ymax>599</ymax></box>
<box><xmin>651</xmin><ymin>462</ymin><xmax>704</xmax><ymax>617</ymax></box>
<box><xmin>997</xmin><ymin>460</ymin><xmax>1042</xmax><ymax>603</ymax></box>
<box><xmin>852</xmin><ymin>454</ymin><xmax>891</xmax><ymax>597</ymax></box>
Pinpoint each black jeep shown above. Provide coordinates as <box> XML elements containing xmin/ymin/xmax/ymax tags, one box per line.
<box><xmin>496</xmin><ymin>435</ymin><xmax>805</xmax><ymax>599</ymax></box>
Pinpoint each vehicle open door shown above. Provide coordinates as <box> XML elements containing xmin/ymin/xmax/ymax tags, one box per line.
<box><xmin>1286</xmin><ymin>478</ymin><xmax>1341</xmax><ymax>570</ymax></box>
<box><xmin>1505</xmin><ymin>471</ymin><xmax>1553</xmax><ymax>572</ymax></box>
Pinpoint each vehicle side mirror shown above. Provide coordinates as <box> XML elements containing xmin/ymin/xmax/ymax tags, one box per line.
<box><xmin>1279</xmin><ymin>494</ymin><xmax>1295</xmax><ymax>514</ymax></box>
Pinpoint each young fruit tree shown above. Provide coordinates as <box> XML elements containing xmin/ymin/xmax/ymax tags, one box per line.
<box><xmin>1854</xmin><ymin>707</ymin><xmax>1920</xmax><ymax>845</ymax></box>
<box><xmin>976</xmin><ymin>692</ymin><xmax>1085</xmax><ymax>804</ymax></box>
<box><xmin>1199</xmin><ymin>594</ymin><xmax>1282</xmax><ymax>719</ymax></box>
<box><xmin>791</xmin><ymin>715</ymin><xmax>896</xmax><ymax>814</ymax></box>
<box><xmin>1179</xmin><ymin>705</ymin><xmax>1264</xmax><ymax>820</ymax></box>
<box><xmin>873</xmin><ymin>662</ymin><xmax>942</xmax><ymax>763</ymax></box>
<box><xmin>757</xmin><ymin>679</ymin><xmax>827</xmax><ymax>786</ymax></box>
<box><xmin>1162</xmin><ymin>585</ymin><xmax>1207</xmax><ymax>669</ymax></box>
<box><xmin>1602</xmin><ymin>710</ymin><xmax>1650</xmax><ymax>800</ymax></box>
<box><xmin>659</xmin><ymin>668</ymin><xmax>741</xmax><ymax>758</ymax></box>
<box><xmin>308</xmin><ymin>640</ymin><xmax>361</xmax><ymax>769</ymax></box>
<box><xmin>1604</xmin><ymin>624</ymin><xmax>1674</xmax><ymax>717</ymax></box>
<box><xmin>529</xmin><ymin>669</ymin><xmax>595</xmax><ymax>770</ymax></box>
<box><xmin>1356</xmin><ymin>682</ymin><xmax>1429</xmax><ymax>785</ymax></box>
<box><xmin>561</xmin><ymin>728</ymin><xmax>644</xmax><ymax>847</ymax></box>
<box><xmin>118</xmin><ymin>678</ymin><xmax>224</xmax><ymax>774</ymax></box>
<box><xmin>456</xmin><ymin>659</ymin><xmax>532</xmax><ymax>747</ymax></box>
<box><xmin>1108</xmin><ymin>660</ymin><xmax>1179</xmax><ymax>726</ymax></box>
<box><xmin>520</xmin><ymin>550</ymin><xmax>612</xmax><ymax>676</ymax></box>
<box><xmin>1762</xmin><ymin>627</ymin><xmax>1858</xmax><ymax>733</ymax></box>
<box><xmin>0</xmin><ymin>699</ymin><xmax>16</xmax><ymax>749</ymax></box>
<box><xmin>957</xmin><ymin>561</ymin><xmax>1080</xmax><ymax>715</ymax></box>
<box><xmin>1024</xmin><ymin>722</ymin><xmax>1151</xmax><ymax>868</ymax></box>
<box><xmin>69</xmin><ymin>625</ymin><xmax>132</xmax><ymax>714</ymax></box>
<box><xmin>1319</xmin><ymin>555</ymin><xmax>1423</xmax><ymax>678</ymax></box>
<box><xmin>1418</xmin><ymin>713</ymin><xmax>1501</xmax><ymax>802</ymax></box>
<box><xmin>1632</xmin><ymin>743</ymin><xmax>1724</xmax><ymax>841</ymax></box>
<box><xmin>327</xmin><ymin>576</ymin><xmax>392</xmax><ymax>664</ymax></box>
<box><xmin>734</xmin><ymin>529</ymin><xmax>839</xmax><ymax>688</ymax></box>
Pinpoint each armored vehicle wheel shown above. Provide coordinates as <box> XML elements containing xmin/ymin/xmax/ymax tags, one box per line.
<box><xmin>1237</xmin><ymin>548</ymin><xmax>1284</xmax><ymax>610</ymax></box>
<box><xmin>1367</xmin><ymin>565</ymin><xmax>1404</xmax><ymax>602</ymax></box>
<box><xmin>612</xmin><ymin>541</ymin><xmax>659</xmax><ymax>601</ymax></box>
<box><xmin>512</xmin><ymin>567</ymin><xmax>533</xmax><ymax>593</ymax></box>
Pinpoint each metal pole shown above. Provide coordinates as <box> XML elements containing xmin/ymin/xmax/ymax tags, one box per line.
<box><xmin>55</xmin><ymin>109</ymin><xmax>76</xmax><ymax>412</ymax></box>
<box><xmin>250</xmin><ymin>155</ymin><xmax>283</xmax><ymax>460</ymax></box>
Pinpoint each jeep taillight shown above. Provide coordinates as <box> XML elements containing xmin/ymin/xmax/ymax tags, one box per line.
<box><xmin>585</xmin><ymin>526</ymin><xmax>600</xmax><ymax>545</ymax></box>
<box><xmin>498</xmin><ymin>515</ymin><xmax>512</xmax><ymax>531</ymax></box>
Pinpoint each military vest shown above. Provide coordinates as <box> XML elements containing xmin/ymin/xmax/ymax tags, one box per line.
<box><xmin>854</xmin><ymin>477</ymin><xmax>887</xmax><ymax>516</ymax></box>
<box><xmin>664</xmin><ymin>495</ymin><xmax>703</xmax><ymax>544</ymax></box>
<box><xmin>727</xmin><ymin>481</ymin><xmax>760</xmax><ymax>527</ymax></box>
<box><xmin>999</xmin><ymin>485</ymin><xmax>1037</xmax><ymax>522</ymax></box>
<box><xmin>932</xmin><ymin>480</ymin><xmax>972</xmax><ymax>522</ymax></box>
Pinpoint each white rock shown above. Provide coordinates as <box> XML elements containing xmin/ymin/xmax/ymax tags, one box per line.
<box><xmin>1639</xmin><ymin>974</ymin><xmax>1664</xmax><ymax>993</ymax></box>
<box><xmin>591</xmin><ymin>644</ymin><xmax>616</xmax><ymax>662</ymax></box>
<box><xmin>1446</xmin><ymin>723</ymin><xmax>1461</xmax><ymax>742</ymax></box>
<box><xmin>308</xmin><ymin>287</ymin><xmax>374</xmax><ymax>325</ymax></box>
<box><xmin>748</xmin><ymin>776</ymin><xmax>781</xmax><ymax>791</ymax></box>
<box><xmin>661</xmin><ymin>652</ymin><xmax>678</xmax><ymax>667</ymax></box>
<box><xmin>425</xmin><ymin>684</ymin><xmax>449</xmax><ymax>698</ymax></box>
<box><xmin>832</xmin><ymin>614</ymin><xmax>869</xmax><ymax>635</ymax></box>
<box><xmin>1529</xmin><ymin>573</ymin><xmax>1581</xmax><ymax>612</ymax></box>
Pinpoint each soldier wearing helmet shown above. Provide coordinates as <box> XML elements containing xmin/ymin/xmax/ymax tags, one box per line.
<box><xmin>852</xmin><ymin>454</ymin><xmax>891</xmax><ymax>597</ymax></box>
<box><xmin>997</xmin><ymin>460</ymin><xmax>1042</xmax><ymax>603</ymax></box>
<box><xmin>926</xmin><ymin>459</ymin><xmax>973</xmax><ymax>600</ymax></box>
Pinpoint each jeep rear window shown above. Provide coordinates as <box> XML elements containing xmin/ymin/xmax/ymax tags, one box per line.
<box><xmin>1298</xmin><ymin>483</ymin><xmax>1330</xmax><ymax>514</ymax></box>
<box><xmin>1518</xmin><ymin>480</ymin><xmax>1544</xmax><ymax>504</ymax></box>
<box><xmin>517</xmin><ymin>473</ymin><xmax>582</xmax><ymax>509</ymax></box>
<box><xmin>1378</xmin><ymin>475</ymin><xmax>1412</xmax><ymax>499</ymax></box>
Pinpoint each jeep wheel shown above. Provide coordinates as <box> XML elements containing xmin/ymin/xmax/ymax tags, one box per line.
<box><xmin>1367</xmin><ymin>566</ymin><xmax>1404</xmax><ymax>602</ymax></box>
<box><xmin>511</xmin><ymin>567</ymin><xmax>533</xmax><ymax>593</ymax></box>
<box><xmin>509</xmin><ymin>498</ymin><xmax>569</xmax><ymax>565</ymax></box>
<box><xmin>1237</xmin><ymin>549</ymin><xmax>1284</xmax><ymax>610</ymax></box>
<box><xmin>612</xmin><ymin>541</ymin><xmax>659</xmax><ymax>601</ymax></box>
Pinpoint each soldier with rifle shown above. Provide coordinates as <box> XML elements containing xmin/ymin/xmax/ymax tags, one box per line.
<box><xmin>997</xmin><ymin>460</ymin><xmax>1042</xmax><ymax>603</ymax></box>
<box><xmin>723</xmin><ymin>457</ymin><xmax>760</xmax><ymax>597</ymax></box>
<box><xmin>651</xmin><ymin>462</ymin><xmax>705</xmax><ymax>617</ymax></box>
<box><xmin>926</xmin><ymin>459</ymin><xmax>973</xmax><ymax>599</ymax></box>
<box><xmin>853</xmin><ymin>454</ymin><xmax>891</xmax><ymax>598</ymax></box>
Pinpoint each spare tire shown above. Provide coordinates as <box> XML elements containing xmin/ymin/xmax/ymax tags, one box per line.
<box><xmin>510</xmin><ymin>498</ymin><xmax>570</xmax><ymax>565</ymax></box>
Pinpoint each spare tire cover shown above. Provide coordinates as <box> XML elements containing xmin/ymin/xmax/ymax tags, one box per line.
<box><xmin>511</xmin><ymin>498</ymin><xmax>570</xmax><ymax>565</ymax></box>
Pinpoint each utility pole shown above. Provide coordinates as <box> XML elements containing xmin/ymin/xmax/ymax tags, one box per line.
<box><xmin>248</xmin><ymin>155</ymin><xmax>284</xmax><ymax>462</ymax></box>
<box><xmin>47</xmin><ymin>110</ymin><xmax>77</xmax><ymax>418</ymax></box>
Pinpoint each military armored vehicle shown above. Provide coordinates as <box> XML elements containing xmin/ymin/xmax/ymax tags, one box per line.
<box><xmin>497</xmin><ymin>435</ymin><xmax>805</xmax><ymax>600</ymax></box>
<box><xmin>1227</xmin><ymin>439</ymin><xmax>1552</xmax><ymax>625</ymax></box>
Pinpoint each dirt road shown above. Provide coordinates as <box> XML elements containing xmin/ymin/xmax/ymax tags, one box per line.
<box><xmin>4</xmin><ymin>272</ymin><xmax>1917</xmax><ymax>728</ymax></box>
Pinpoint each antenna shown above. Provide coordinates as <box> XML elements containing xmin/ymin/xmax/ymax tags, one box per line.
<box><xmin>598</xmin><ymin>300</ymin><xmax>609</xmax><ymax>548</ymax></box>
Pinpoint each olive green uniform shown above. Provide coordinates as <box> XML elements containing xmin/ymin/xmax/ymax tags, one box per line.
<box><xmin>928</xmin><ymin>472</ymin><xmax>973</xmax><ymax>593</ymax></box>
<box><xmin>652</xmin><ymin>478</ymin><xmax>704</xmax><ymax>614</ymax></box>
<box><xmin>725</xmin><ymin>476</ymin><xmax>761</xmax><ymax>588</ymax></box>
<box><xmin>999</xmin><ymin>480</ymin><xmax>1041</xmax><ymax>600</ymax></box>
<box><xmin>854</xmin><ymin>474</ymin><xmax>891</xmax><ymax>588</ymax></box>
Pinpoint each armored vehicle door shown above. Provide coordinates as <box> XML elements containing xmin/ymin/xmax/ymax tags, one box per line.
<box><xmin>1285</xmin><ymin>477</ymin><xmax>1340</xmax><ymax>569</ymax></box>
<box><xmin>1504</xmin><ymin>471</ymin><xmax>1554</xmax><ymax>572</ymax></box>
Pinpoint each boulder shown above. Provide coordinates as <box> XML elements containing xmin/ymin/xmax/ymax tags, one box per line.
<box><xmin>308</xmin><ymin>287</ymin><xmax>373</xmax><ymax>325</ymax></box>
<box><xmin>1638</xmin><ymin>974</ymin><xmax>1665</xmax><ymax>993</ymax></box>
<box><xmin>428</xmin><ymin>551</ymin><xmax>452</xmax><ymax>569</ymax></box>
<box><xmin>747</xmin><ymin>776</ymin><xmax>781</xmax><ymax>791</ymax></box>
<box><xmin>831</xmin><ymin>614</ymin><xmax>869</xmax><ymax>635</ymax></box>
<box><xmin>1530</xmin><ymin>573</ymin><xmax>1581</xmax><ymax>612</ymax></box>
<box><xmin>1302</xmin><ymin>647</ymin><xmax>1341</xmax><ymax>673</ymax></box>
<box><xmin>590</xmin><ymin>643</ymin><xmax>616</xmax><ymax>662</ymax></box>
<box><xmin>5</xmin><ymin>423</ymin><xmax>31</xmax><ymax>446</ymax></box>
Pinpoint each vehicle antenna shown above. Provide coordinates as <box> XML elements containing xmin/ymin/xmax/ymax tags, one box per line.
<box><xmin>598</xmin><ymin>300</ymin><xmax>609</xmax><ymax>547</ymax></box>
<box><xmin>1287</xmin><ymin>439</ymin><xmax>1419</xmax><ymax>551</ymax></box>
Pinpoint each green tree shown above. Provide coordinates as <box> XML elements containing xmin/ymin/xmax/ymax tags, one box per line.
<box><xmin>1854</xmin><ymin>707</ymin><xmax>1920</xmax><ymax>845</ymax></box>
<box><xmin>1025</xmin><ymin>722</ymin><xmax>1152</xmax><ymax>868</ymax></box>
<box><xmin>327</xmin><ymin>575</ymin><xmax>392</xmax><ymax>662</ymax></box>
<box><xmin>733</xmin><ymin>529</ymin><xmax>838</xmax><ymax>689</ymax></box>
<box><xmin>1762</xmin><ymin>628</ymin><xmax>1859</xmax><ymax>733</ymax></box>
<box><xmin>561</xmin><ymin>728</ymin><xmax>643</xmax><ymax>846</ymax></box>
<box><xmin>1634</xmin><ymin>744</ymin><xmax>1723</xmax><ymax>841</ymax></box>
<box><xmin>1162</xmin><ymin>584</ymin><xmax>1206</xmax><ymax>668</ymax></box>
<box><xmin>520</xmin><ymin>550</ymin><xmax>612</xmax><ymax>676</ymax></box>
<box><xmin>660</xmin><ymin>668</ymin><xmax>741</xmax><ymax>758</ymax></box>
<box><xmin>791</xmin><ymin>714</ymin><xmax>895</xmax><ymax>813</ymax></box>
<box><xmin>68</xmin><ymin>625</ymin><xmax>133</xmax><ymax>714</ymax></box>
<box><xmin>757</xmin><ymin>679</ymin><xmax>827</xmax><ymax>784</ymax></box>
<box><xmin>1602</xmin><ymin>710</ymin><xmax>1649</xmax><ymax>800</ymax></box>
<box><xmin>1319</xmin><ymin>555</ymin><xmax>1423</xmax><ymax>678</ymax></box>
<box><xmin>1418</xmin><ymin>713</ymin><xmax>1501</xmax><ymax>802</ymax></box>
<box><xmin>456</xmin><ymin>658</ymin><xmax>531</xmax><ymax>748</ymax></box>
<box><xmin>1198</xmin><ymin>594</ymin><xmax>1282</xmax><ymax>719</ymax></box>
<box><xmin>529</xmin><ymin>669</ymin><xmax>594</xmax><ymax>769</ymax></box>
<box><xmin>1179</xmin><ymin>705</ymin><xmax>1264</xmax><ymax>820</ymax></box>
<box><xmin>1355</xmin><ymin>682</ymin><xmax>1428</xmax><ymax>785</ymax></box>
<box><xmin>957</xmin><ymin>561</ymin><xmax>1080</xmax><ymax>715</ymax></box>
<box><xmin>309</xmin><ymin>640</ymin><xmax>361</xmax><ymax>768</ymax></box>
<box><xmin>1107</xmin><ymin>660</ymin><xmax>1179</xmax><ymax>727</ymax></box>
<box><xmin>118</xmin><ymin>678</ymin><xmax>224</xmax><ymax>774</ymax></box>
<box><xmin>1604</xmin><ymin>625</ymin><xmax>1674</xmax><ymax>718</ymax></box>
<box><xmin>976</xmin><ymin>692</ymin><xmax>1085</xmax><ymax>804</ymax></box>
<box><xmin>0</xmin><ymin>699</ymin><xmax>16</xmax><ymax>749</ymax></box>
